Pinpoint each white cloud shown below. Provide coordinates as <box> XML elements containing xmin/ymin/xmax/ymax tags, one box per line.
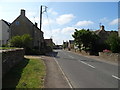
<box><xmin>29</xmin><ymin>17</ymin><xmax>39</xmax><ymax>23</ymax></box>
<box><xmin>51</xmin><ymin>27</ymin><xmax>75</xmax><ymax>35</ymax></box>
<box><xmin>61</xmin><ymin>27</ymin><xmax>75</xmax><ymax>34</ymax></box>
<box><xmin>109</xmin><ymin>18</ymin><xmax>119</xmax><ymax>25</ymax></box>
<box><xmin>48</xmin><ymin>8</ymin><xmax>58</xmax><ymax>15</ymax></box>
<box><xmin>26</xmin><ymin>11</ymin><xmax>40</xmax><ymax>24</ymax></box>
<box><xmin>52</xmin><ymin>28</ymin><xmax>61</xmax><ymax>34</ymax></box>
<box><xmin>0</xmin><ymin>6</ymin><xmax>2</xmax><ymax>19</ymax></box>
<box><xmin>56</xmin><ymin>14</ymin><xmax>75</xmax><ymax>25</ymax></box>
<box><xmin>0</xmin><ymin>6</ymin><xmax>2</xmax><ymax>11</ymax></box>
<box><xmin>26</xmin><ymin>11</ymin><xmax>36</xmax><ymax>17</ymax></box>
<box><xmin>43</xmin><ymin>27</ymin><xmax>75</xmax><ymax>44</ymax></box>
<box><xmin>75</xmin><ymin>20</ymin><xmax>94</xmax><ymax>26</ymax></box>
<box><xmin>42</xmin><ymin>18</ymin><xmax>54</xmax><ymax>26</ymax></box>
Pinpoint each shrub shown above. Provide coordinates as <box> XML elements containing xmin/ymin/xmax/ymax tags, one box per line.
<box><xmin>106</xmin><ymin>33</ymin><xmax>120</xmax><ymax>53</ymax></box>
<box><xmin>9</xmin><ymin>34</ymin><xmax>32</xmax><ymax>49</ymax></box>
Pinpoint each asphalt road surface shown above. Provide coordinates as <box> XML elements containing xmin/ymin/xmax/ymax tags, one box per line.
<box><xmin>53</xmin><ymin>50</ymin><xmax>119</xmax><ymax>88</ymax></box>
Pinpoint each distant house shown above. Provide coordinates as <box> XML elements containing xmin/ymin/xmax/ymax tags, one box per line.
<box><xmin>63</xmin><ymin>41</ymin><xmax>68</xmax><ymax>49</ymax></box>
<box><xmin>0</xmin><ymin>19</ymin><xmax>10</xmax><ymax>46</ymax></box>
<box><xmin>94</xmin><ymin>25</ymin><xmax>118</xmax><ymax>51</ymax></box>
<box><xmin>44</xmin><ymin>39</ymin><xmax>53</xmax><ymax>48</ymax></box>
<box><xmin>10</xmin><ymin>9</ymin><xmax>44</xmax><ymax>49</ymax></box>
<box><xmin>44</xmin><ymin>39</ymin><xmax>53</xmax><ymax>52</ymax></box>
<box><xmin>68</xmin><ymin>40</ymin><xmax>74</xmax><ymax>49</ymax></box>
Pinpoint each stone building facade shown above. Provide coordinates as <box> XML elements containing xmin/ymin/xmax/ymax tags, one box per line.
<box><xmin>10</xmin><ymin>9</ymin><xmax>44</xmax><ymax>49</ymax></box>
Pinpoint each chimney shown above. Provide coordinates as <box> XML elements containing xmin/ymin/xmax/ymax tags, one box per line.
<box><xmin>21</xmin><ymin>9</ymin><xmax>25</xmax><ymax>16</ymax></box>
<box><xmin>100</xmin><ymin>25</ymin><xmax>105</xmax><ymax>31</ymax></box>
<box><xmin>35</xmin><ymin>22</ymin><xmax>37</xmax><ymax>27</ymax></box>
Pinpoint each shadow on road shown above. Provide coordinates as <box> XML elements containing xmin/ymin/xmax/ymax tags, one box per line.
<box><xmin>45</xmin><ymin>51</ymin><xmax>58</xmax><ymax>57</ymax></box>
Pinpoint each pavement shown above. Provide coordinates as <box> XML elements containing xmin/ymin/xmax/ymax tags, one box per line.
<box><xmin>41</xmin><ymin>54</ymin><xmax>71</xmax><ymax>88</ymax></box>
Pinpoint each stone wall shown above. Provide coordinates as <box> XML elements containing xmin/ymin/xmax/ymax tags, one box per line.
<box><xmin>1</xmin><ymin>48</ymin><xmax>24</xmax><ymax>76</ymax></box>
<box><xmin>80</xmin><ymin>50</ymin><xmax>90</xmax><ymax>55</ymax></box>
<box><xmin>99</xmin><ymin>52</ymin><xmax>120</xmax><ymax>62</ymax></box>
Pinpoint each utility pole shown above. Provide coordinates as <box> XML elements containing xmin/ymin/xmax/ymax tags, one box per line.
<box><xmin>39</xmin><ymin>5</ymin><xmax>47</xmax><ymax>53</ymax></box>
<box><xmin>40</xmin><ymin>5</ymin><xmax>42</xmax><ymax>31</ymax></box>
<box><xmin>40</xmin><ymin>5</ymin><xmax>47</xmax><ymax>31</ymax></box>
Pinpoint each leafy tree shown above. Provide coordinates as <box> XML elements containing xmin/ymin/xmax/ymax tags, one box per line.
<box><xmin>72</xmin><ymin>29</ymin><xmax>99</xmax><ymax>51</ymax></box>
<box><xmin>106</xmin><ymin>32</ymin><xmax>120</xmax><ymax>53</ymax></box>
<box><xmin>9</xmin><ymin>35</ymin><xmax>22</xmax><ymax>47</ymax></box>
<box><xmin>72</xmin><ymin>29</ymin><xmax>82</xmax><ymax>50</ymax></box>
<box><xmin>9</xmin><ymin>34</ymin><xmax>32</xmax><ymax>49</ymax></box>
<box><xmin>21</xmin><ymin>34</ymin><xmax>32</xmax><ymax>48</ymax></box>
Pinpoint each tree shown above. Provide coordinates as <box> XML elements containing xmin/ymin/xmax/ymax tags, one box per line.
<box><xmin>9</xmin><ymin>35</ymin><xmax>22</xmax><ymax>47</ymax></box>
<box><xmin>21</xmin><ymin>34</ymin><xmax>32</xmax><ymax>48</ymax></box>
<box><xmin>72</xmin><ymin>29</ymin><xmax>99</xmax><ymax>51</ymax></box>
<box><xmin>106</xmin><ymin>32</ymin><xmax>120</xmax><ymax>53</ymax></box>
<box><xmin>9</xmin><ymin>34</ymin><xmax>32</xmax><ymax>49</ymax></box>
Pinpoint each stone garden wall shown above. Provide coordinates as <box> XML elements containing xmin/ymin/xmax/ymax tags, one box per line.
<box><xmin>99</xmin><ymin>52</ymin><xmax>120</xmax><ymax>62</ymax></box>
<box><xmin>1</xmin><ymin>48</ymin><xmax>24</xmax><ymax>76</ymax></box>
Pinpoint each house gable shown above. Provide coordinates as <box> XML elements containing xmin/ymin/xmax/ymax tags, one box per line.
<box><xmin>0</xmin><ymin>19</ymin><xmax>10</xmax><ymax>45</ymax></box>
<box><xmin>10</xmin><ymin>9</ymin><xmax>44</xmax><ymax>48</ymax></box>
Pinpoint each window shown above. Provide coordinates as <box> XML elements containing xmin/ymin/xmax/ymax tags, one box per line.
<box><xmin>16</xmin><ymin>21</ymin><xmax>19</xmax><ymax>25</ymax></box>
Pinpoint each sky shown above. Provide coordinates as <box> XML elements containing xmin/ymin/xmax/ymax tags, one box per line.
<box><xmin>0</xmin><ymin>1</ymin><xmax>119</xmax><ymax>45</ymax></box>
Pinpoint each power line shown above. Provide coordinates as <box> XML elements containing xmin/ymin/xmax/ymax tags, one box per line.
<box><xmin>45</xmin><ymin>7</ymin><xmax>53</xmax><ymax>38</ymax></box>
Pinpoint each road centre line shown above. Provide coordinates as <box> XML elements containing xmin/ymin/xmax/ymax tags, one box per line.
<box><xmin>80</xmin><ymin>61</ymin><xmax>95</xmax><ymax>69</ymax></box>
<box><xmin>66</xmin><ymin>52</ymin><xmax>95</xmax><ymax>69</ymax></box>
<box><xmin>68</xmin><ymin>55</ymin><xmax>74</xmax><ymax>59</ymax></box>
<box><xmin>112</xmin><ymin>75</ymin><xmax>120</xmax><ymax>80</ymax></box>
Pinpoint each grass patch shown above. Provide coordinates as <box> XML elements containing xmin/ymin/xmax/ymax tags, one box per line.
<box><xmin>2</xmin><ymin>58</ymin><xmax>46</xmax><ymax>88</ymax></box>
<box><xmin>0</xmin><ymin>47</ymin><xmax>17</xmax><ymax>50</ymax></box>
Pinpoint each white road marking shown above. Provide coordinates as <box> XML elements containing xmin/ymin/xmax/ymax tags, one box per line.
<box><xmin>68</xmin><ymin>55</ymin><xmax>74</xmax><ymax>59</ymax></box>
<box><xmin>112</xmin><ymin>75</ymin><xmax>120</xmax><ymax>80</ymax></box>
<box><xmin>53</xmin><ymin>57</ymin><xmax>73</xmax><ymax>88</ymax></box>
<box><xmin>80</xmin><ymin>61</ymin><xmax>95</xmax><ymax>69</ymax></box>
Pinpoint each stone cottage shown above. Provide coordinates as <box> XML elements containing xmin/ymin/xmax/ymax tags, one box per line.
<box><xmin>10</xmin><ymin>9</ymin><xmax>44</xmax><ymax>50</ymax></box>
<box><xmin>95</xmin><ymin>25</ymin><xmax>118</xmax><ymax>51</ymax></box>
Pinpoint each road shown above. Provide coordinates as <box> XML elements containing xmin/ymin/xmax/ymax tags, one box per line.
<box><xmin>53</xmin><ymin>50</ymin><xmax>119</xmax><ymax>88</ymax></box>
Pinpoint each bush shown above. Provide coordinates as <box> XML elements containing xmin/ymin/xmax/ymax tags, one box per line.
<box><xmin>9</xmin><ymin>34</ymin><xmax>32</xmax><ymax>49</ymax></box>
<box><xmin>106</xmin><ymin>33</ymin><xmax>120</xmax><ymax>53</ymax></box>
<box><xmin>25</xmin><ymin>48</ymin><xmax>41</xmax><ymax>55</ymax></box>
<box><xmin>9</xmin><ymin>36</ymin><xmax>22</xmax><ymax>47</ymax></box>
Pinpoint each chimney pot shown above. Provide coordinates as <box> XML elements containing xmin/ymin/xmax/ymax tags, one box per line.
<box><xmin>100</xmin><ymin>25</ymin><xmax>105</xmax><ymax>30</ymax></box>
<box><xmin>21</xmin><ymin>9</ymin><xmax>25</xmax><ymax>16</ymax></box>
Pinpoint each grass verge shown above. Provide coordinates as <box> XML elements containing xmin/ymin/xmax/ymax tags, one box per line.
<box><xmin>2</xmin><ymin>57</ymin><xmax>46</xmax><ymax>88</ymax></box>
<box><xmin>0</xmin><ymin>47</ymin><xmax>17</xmax><ymax>50</ymax></box>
